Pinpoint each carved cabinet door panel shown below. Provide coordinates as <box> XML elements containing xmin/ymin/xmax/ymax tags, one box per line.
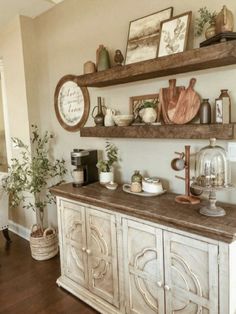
<box><xmin>60</xmin><ymin>200</ymin><xmax>88</xmax><ymax>287</ymax></box>
<box><xmin>123</xmin><ymin>219</ymin><xmax>165</xmax><ymax>314</ymax></box>
<box><xmin>164</xmin><ymin>231</ymin><xmax>218</xmax><ymax>314</ymax></box>
<box><xmin>85</xmin><ymin>207</ymin><xmax>119</xmax><ymax>308</ymax></box>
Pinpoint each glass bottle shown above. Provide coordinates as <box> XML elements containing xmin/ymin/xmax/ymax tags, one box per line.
<box><xmin>200</xmin><ymin>99</ymin><xmax>211</xmax><ymax>124</ymax></box>
<box><xmin>219</xmin><ymin>89</ymin><xmax>231</xmax><ymax>123</ymax></box>
<box><xmin>131</xmin><ymin>170</ymin><xmax>142</xmax><ymax>193</ymax></box>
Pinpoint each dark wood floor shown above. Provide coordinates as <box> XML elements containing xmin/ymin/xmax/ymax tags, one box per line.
<box><xmin>0</xmin><ymin>231</ymin><xmax>98</xmax><ymax>314</ymax></box>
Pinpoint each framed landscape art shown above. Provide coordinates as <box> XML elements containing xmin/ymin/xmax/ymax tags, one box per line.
<box><xmin>125</xmin><ymin>7</ymin><xmax>173</xmax><ymax>65</ymax></box>
<box><xmin>157</xmin><ymin>11</ymin><xmax>192</xmax><ymax>57</ymax></box>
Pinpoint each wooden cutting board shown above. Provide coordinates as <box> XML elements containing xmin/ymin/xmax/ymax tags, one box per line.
<box><xmin>159</xmin><ymin>79</ymin><xmax>185</xmax><ymax>124</ymax></box>
<box><xmin>171</xmin><ymin>78</ymin><xmax>201</xmax><ymax>124</ymax></box>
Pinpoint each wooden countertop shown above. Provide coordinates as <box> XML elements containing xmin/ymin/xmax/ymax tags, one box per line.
<box><xmin>51</xmin><ymin>182</ymin><xmax>236</xmax><ymax>243</ymax></box>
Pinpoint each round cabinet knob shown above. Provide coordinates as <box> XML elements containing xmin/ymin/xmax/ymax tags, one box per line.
<box><xmin>164</xmin><ymin>285</ymin><xmax>171</xmax><ymax>291</ymax></box>
<box><xmin>86</xmin><ymin>249</ymin><xmax>92</xmax><ymax>255</ymax></box>
<box><xmin>157</xmin><ymin>281</ymin><xmax>163</xmax><ymax>288</ymax></box>
<box><xmin>82</xmin><ymin>247</ymin><xmax>86</xmax><ymax>252</ymax></box>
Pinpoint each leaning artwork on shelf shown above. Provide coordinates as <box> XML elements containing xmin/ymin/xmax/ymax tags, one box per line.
<box><xmin>157</xmin><ymin>11</ymin><xmax>192</xmax><ymax>57</ymax></box>
<box><xmin>125</xmin><ymin>7</ymin><xmax>173</xmax><ymax>65</ymax></box>
<box><xmin>129</xmin><ymin>93</ymin><xmax>160</xmax><ymax>123</ymax></box>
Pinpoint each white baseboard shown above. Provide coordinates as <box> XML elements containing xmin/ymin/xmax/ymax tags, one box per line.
<box><xmin>8</xmin><ymin>220</ymin><xmax>30</xmax><ymax>241</ymax></box>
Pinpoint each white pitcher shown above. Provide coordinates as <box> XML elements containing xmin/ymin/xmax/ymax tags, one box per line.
<box><xmin>104</xmin><ymin>108</ymin><xmax>116</xmax><ymax>126</ymax></box>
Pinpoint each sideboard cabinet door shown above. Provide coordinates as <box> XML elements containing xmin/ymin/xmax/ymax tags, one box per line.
<box><xmin>164</xmin><ymin>231</ymin><xmax>218</xmax><ymax>314</ymax></box>
<box><xmin>86</xmin><ymin>207</ymin><xmax>119</xmax><ymax>308</ymax></box>
<box><xmin>60</xmin><ymin>200</ymin><xmax>88</xmax><ymax>287</ymax></box>
<box><xmin>123</xmin><ymin>219</ymin><xmax>165</xmax><ymax>314</ymax></box>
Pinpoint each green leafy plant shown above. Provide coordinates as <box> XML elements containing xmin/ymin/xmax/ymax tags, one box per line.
<box><xmin>2</xmin><ymin>125</ymin><xmax>67</xmax><ymax>234</ymax></box>
<box><xmin>139</xmin><ymin>101</ymin><xmax>157</xmax><ymax>111</ymax></box>
<box><xmin>195</xmin><ymin>7</ymin><xmax>217</xmax><ymax>36</ymax></box>
<box><xmin>96</xmin><ymin>141</ymin><xmax>118</xmax><ymax>172</ymax></box>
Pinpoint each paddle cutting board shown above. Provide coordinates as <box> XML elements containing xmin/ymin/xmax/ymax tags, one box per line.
<box><xmin>159</xmin><ymin>79</ymin><xmax>185</xmax><ymax>124</ymax></box>
<box><xmin>171</xmin><ymin>78</ymin><xmax>201</xmax><ymax>124</ymax></box>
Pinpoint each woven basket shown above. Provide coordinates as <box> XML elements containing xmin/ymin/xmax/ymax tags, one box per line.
<box><xmin>30</xmin><ymin>224</ymin><xmax>58</xmax><ymax>261</ymax></box>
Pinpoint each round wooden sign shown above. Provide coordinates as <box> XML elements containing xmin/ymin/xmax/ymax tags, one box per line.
<box><xmin>54</xmin><ymin>75</ymin><xmax>90</xmax><ymax>132</ymax></box>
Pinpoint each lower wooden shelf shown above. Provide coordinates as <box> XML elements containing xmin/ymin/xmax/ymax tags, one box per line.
<box><xmin>80</xmin><ymin>124</ymin><xmax>235</xmax><ymax>140</ymax></box>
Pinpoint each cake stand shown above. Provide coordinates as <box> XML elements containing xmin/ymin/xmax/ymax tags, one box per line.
<box><xmin>191</xmin><ymin>184</ymin><xmax>234</xmax><ymax>217</ymax></box>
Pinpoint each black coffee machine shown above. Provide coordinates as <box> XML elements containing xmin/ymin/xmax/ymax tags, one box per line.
<box><xmin>71</xmin><ymin>149</ymin><xmax>98</xmax><ymax>187</ymax></box>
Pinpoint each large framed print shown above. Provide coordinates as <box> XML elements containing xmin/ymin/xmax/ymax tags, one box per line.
<box><xmin>125</xmin><ymin>7</ymin><xmax>173</xmax><ymax>65</ymax></box>
<box><xmin>54</xmin><ymin>75</ymin><xmax>90</xmax><ymax>132</ymax></box>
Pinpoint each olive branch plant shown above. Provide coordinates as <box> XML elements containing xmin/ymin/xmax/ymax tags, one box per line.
<box><xmin>96</xmin><ymin>141</ymin><xmax>119</xmax><ymax>172</ymax></box>
<box><xmin>2</xmin><ymin>125</ymin><xmax>67</xmax><ymax>235</ymax></box>
<box><xmin>195</xmin><ymin>7</ymin><xmax>217</xmax><ymax>36</ymax></box>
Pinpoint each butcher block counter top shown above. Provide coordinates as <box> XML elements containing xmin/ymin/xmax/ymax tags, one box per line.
<box><xmin>51</xmin><ymin>182</ymin><xmax>236</xmax><ymax>243</ymax></box>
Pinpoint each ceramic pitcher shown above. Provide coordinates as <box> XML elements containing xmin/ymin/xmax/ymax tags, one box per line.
<box><xmin>215</xmin><ymin>5</ymin><xmax>234</xmax><ymax>34</ymax></box>
<box><xmin>104</xmin><ymin>108</ymin><xmax>116</xmax><ymax>126</ymax></box>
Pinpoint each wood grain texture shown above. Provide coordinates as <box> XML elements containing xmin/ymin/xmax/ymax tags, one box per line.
<box><xmin>171</xmin><ymin>78</ymin><xmax>201</xmax><ymax>124</ymax></box>
<box><xmin>75</xmin><ymin>41</ymin><xmax>236</xmax><ymax>87</ymax></box>
<box><xmin>80</xmin><ymin>124</ymin><xmax>235</xmax><ymax>140</ymax></box>
<box><xmin>159</xmin><ymin>79</ymin><xmax>184</xmax><ymax>124</ymax></box>
<box><xmin>51</xmin><ymin>183</ymin><xmax>236</xmax><ymax>243</ymax></box>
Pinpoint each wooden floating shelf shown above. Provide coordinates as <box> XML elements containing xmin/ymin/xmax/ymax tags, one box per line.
<box><xmin>76</xmin><ymin>41</ymin><xmax>236</xmax><ymax>87</ymax></box>
<box><xmin>80</xmin><ymin>124</ymin><xmax>235</xmax><ymax>140</ymax></box>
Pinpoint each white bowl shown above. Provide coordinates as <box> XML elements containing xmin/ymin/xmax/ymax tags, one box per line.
<box><xmin>113</xmin><ymin>115</ymin><xmax>133</xmax><ymax>127</ymax></box>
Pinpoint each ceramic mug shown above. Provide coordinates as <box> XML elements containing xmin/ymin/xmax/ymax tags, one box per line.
<box><xmin>171</xmin><ymin>155</ymin><xmax>185</xmax><ymax>171</ymax></box>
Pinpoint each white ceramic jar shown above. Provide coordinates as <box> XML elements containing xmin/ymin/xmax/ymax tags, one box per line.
<box><xmin>142</xmin><ymin>177</ymin><xmax>163</xmax><ymax>193</ymax></box>
<box><xmin>99</xmin><ymin>171</ymin><xmax>114</xmax><ymax>184</ymax></box>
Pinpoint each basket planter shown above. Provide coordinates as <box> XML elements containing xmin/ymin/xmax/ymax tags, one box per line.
<box><xmin>30</xmin><ymin>224</ymin><xmax>58</xmax><ymax>261</ymax></box>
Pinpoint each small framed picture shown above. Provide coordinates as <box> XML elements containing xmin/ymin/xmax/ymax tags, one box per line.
<box><xmin>129</xmin><ymin>93</ymin><xmax>160</xmax><ymax>123</ymax></box>
<box><xmin>215</xmin><ymin>98</ymin><xmax>223</xmax><ymax>123</ymax></box>
<box><xmin>157</xmin><ymin>11</ymin><xmax>192</xmax><ymax>57</ymax></box>
<box><xmin>125</xmin><ymin>7</ymin><xmax>173</xmax><ymax>65</ymax></box>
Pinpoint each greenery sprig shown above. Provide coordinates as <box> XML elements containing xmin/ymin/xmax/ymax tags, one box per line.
<box><xmin>195</xmin><ymin>7</ymin><xmax>217</xmax><ymax>36</ymax></box>
<box><xmin>96</xmin><ymin>141</ymin><xmax>118</xmax><ymax>172</ymax></box>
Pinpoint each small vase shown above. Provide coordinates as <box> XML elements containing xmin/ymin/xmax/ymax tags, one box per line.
<box><xmin>97</xmin><ymin>46</ymin><xmax>111</xmax><ymax>71</ymax></box>
<box><xmin>205</xmin><ymin>23</ymin><xmax>216</xmax><ymax>39</ymax></box>
<box><xmin>200</xmin><ymin>99</ymin><xmax>211</xmax><ymax>124</ymax></box>
<box><xmin>92</xmin><ymin>97</ymin><xmax>105</xmax><ymax>126</ymax></box>
<box><xmin>99</xmin><ymin>171</ymin><xmax>113</xmax><ymax>184</ymax></box>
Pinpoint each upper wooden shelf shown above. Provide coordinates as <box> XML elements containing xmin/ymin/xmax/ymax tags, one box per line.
<box><xmin>76</xmin><ymin>41</ymin><xmax>236</xmax><ymax>87</ymax></box>
<box><xmin>80</xmin><ymin>124</ymin><xmax>235</xmax><ymax>140</ymax></box>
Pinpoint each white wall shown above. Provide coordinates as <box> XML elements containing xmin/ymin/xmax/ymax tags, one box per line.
<box><xmin>2</xmin><ymin>0</ymin><xmax>236</xmax><ymax>228</ymax></box>
<box><xmin>0</xmin><ymin>16</ymin><xmax>36</xmax><ymax>229</ymax></box>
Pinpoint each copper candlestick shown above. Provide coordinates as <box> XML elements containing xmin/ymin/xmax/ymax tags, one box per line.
<box><xmin>171</xmin><ymin>145</ymin><xmax>200</xmax><ymax>205</ymax></box>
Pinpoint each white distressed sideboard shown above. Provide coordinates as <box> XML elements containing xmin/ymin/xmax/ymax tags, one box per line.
<box><xmin>51</xmin><ymin>183</ymin><xmax>236</xmax><ymax>314</ymax></box>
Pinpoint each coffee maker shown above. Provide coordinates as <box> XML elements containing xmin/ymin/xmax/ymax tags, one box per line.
<box><xmin>71</xmin><ymin>149</ymin><xmax>98</xmax><ymax>187</ymax></box>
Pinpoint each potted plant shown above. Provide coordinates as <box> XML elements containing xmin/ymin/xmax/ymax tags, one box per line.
<box><xmin>139</xmin><ymin>101</ymin><xmax>157</xmax><ymax>124</ymax></box>
<box><xmin>2</xmin><ymin>125</ymin><xmax>67</xmax><ymax>260</ymax></box>
<box><xmin>96</xmin><ymin>142</ymin><xmax>118</xmax><ymax>184</ymax></box>
<box><xmin>195</xmin><ymin>7</ymin><xmax>217</xmax><ymax>39</ymax></box>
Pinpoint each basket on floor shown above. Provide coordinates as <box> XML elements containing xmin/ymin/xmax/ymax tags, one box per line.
<box><xmin>30</xmin><ymin>224</ymin><xmax>58</xmax><ymax>261</ymax></box>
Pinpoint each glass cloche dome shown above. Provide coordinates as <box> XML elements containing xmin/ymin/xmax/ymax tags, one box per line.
<box><xmin>192</xmin><ymin>138</ymin><xmax>234</xmax><ymax>217</ymax></box>
<box><xmin>195</xmin><ymin>138</ymin><xmax>230</xmax><ymax>188</ymax></box>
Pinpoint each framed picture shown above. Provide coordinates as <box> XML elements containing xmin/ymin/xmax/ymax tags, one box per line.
<box><xmin>125</xmin><ymin>7</ymin><xmax>173</xmax><ymax>65</ymax></box>
<box><xmin>129</xmin><ymin>93</ymin><xmax>160</xmax><ymax>123</ymax></box>
<box><xmin>54</xmin><ymin>75</ymin><xmax>90</xmax><ymax>132</ymax></box>
<box><xmin>157</xmin><ymin>11</ymin><xmax>192</xmax><ymax>57</ymax></box>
